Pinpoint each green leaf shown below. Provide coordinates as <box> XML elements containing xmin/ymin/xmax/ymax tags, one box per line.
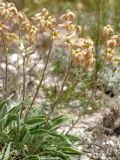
<box><xmin>66</xmin><ymin>135</ymin><xmax>80</xmax><ymax>142</ymax></box>
<box><xmin>30</xmin><ymin>129</ymin><xmax>50</xmax><ymax>137</ymax></box>
<box><xmin>0</xmin><ymin>103</ymin><xmax>7</xmax><ymax>120</ymax></box>
<box><xmin>24</xmin><ymin>155</ymin><xmax>40</xmax><ymax>160</ymax></box>
<box><xmin>26</xmin><ymin>117</ymin><xmax>45</xmax><ymax>126</ymax></box>
<box><xmin>3</xmin><ymin>142</ymin><xmax>11</xmax><ymax>160</ymax></box>
<box><xmin>0</xmin><ymin>118</ymin><xmax>6</xmax><ymax>130</ymax></box>
<box><xmin>7</xmin><ymin>103</ymin><xmax>21</xmax><ymax>115</ymax></box>
<box><xmin>19</xmin><ymin>125</ymin><xmax>27</xmax><ymax>142</ymax></box>
<box><xmin>0</xmin><ymin>96</ymin><xmax>14</xmax><ymax>120</ymax></box>
<box><xmin>51</xmin><ymin>115</ymin><xmax>68</xmax><ymax>129</ymax></box>
<box><xmin>50</xmin><ymin>133</ymin><xmax>72</xmax><ymax>145</ymax></box>
<box><xmin>22</xmin><ymin>130</ymin><xmax>30</xmax><ymax>144</ymax></box>
<box><xmin>0</xmin><ymin>95</ymin><xmax>12</xmax><ymax>117</ymax></box>
<box><xmin>47</xmin><ymin>150</ymin><xmax>70</xmax><ymax>160</ymax></box>
<box><xmin>0</xmin><ymin>100</ymin><xmax>8</xmax><ymax>111</ymax></box>
<box><xmin>61</xmin><ymin>147</ymin><xmax>81</xmax><ymax>155</ymax></box>
<box><xmin>4</xmin><ymin>114</ymin><xmax>18</xmax><ymax>128</ymax></box>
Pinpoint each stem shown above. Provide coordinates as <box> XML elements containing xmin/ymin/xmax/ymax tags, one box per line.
<box><xmin>91</xmin><ymin>0</ymin><xmax>103</xmax><ymax>97</ymax></box>
<box><xmin>28</xmin><ymin>55</ymin><xmax>41</xmax><ymax>74</ymax></box>
<box><xmin>22</xmin><ymin>55</ymin><xmax>26</xmax><ymax>101</ymax></box>
<box><xmin>65</xmin><ymin>115</ymin><xmax>80</xmax><ymax>135</ymax></box>
<box><xmin>95</xmin><ymin>0</ymin><xmax>102</xmax><ymax>59</ymax></box>
<box><xmin>20</xmin><ymin>54</ymin><xmax>26</xmax><ymax>117</ymax></box>
<box><xmin>1</xmin><ymin>32</ymin><xmax>8</xmax><ymax>98</ymax></box>
<box><xmin>50</xmin><ymin>57</ymin><xmax>72</xmax><ymax>116</ymax></box>
<box><xmin>5</xmin><ymin>55</ymin><xmax>8</xmax><ymax>98</ymax></box>
<box><xmin>24</xmin><ymin>39</ymin><xmax>53</xmax><ymax>120</ymax></box>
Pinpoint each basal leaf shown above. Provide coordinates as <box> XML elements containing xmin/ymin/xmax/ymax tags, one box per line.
<box><xmin>3</xmin><ymin>142</ymin><xmax>11</xmax><ymax>160</ymax></box>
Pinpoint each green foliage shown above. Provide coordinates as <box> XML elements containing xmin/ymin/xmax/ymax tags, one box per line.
<box><xmin>0</xmin><ymin>98</ymin><xmax>81</xmax><ymax>159</ymax></box>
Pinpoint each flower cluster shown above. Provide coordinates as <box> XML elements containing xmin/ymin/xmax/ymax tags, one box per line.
<box><xmin>18</xmin><ymin>12</ymin><xmax>39</xmax><ymax>42</ymax></box>
<box><xmin>0</xmin><ymin>3</ymin><xmax>19</xmax><ymax>47</ymax></box>
<box><xmin>32</xmin><ymin>8</ymin><xmax>58</xmax><ymax>40</ymax></box>
<box><xmin>0</xmin><ymin>2</ymin><xmax>18</xmax><ymax>19</ymax></box>
<box><xmin>103</xmin><ymin>25</ymin><xmax>114</xmax><ymax>38</ymax></box>
<box><xmin>71</xmin><ymin>38</ymin><xmax>95</xmax><ymax>69</ymax></box>
<box><xmin>59</xmin><ymin>10</ymin><xmax>94</xmax><ymax>69</ymax></box>
<box><xmin>59</xmin><ymin>10</ymin><xmax>77</xmax><ymax>34</ymax></box>
<box><xmin>59</xmin><ymin>10</ymin><xmax>82</xmax><ymax>39</ymax></box>
<box><xmin>103</xmin><ymin>25</ymin><xmax>119</xmax><ymax>63</ymax></box>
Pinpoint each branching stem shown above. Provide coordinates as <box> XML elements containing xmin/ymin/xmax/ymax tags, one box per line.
<box><xmin>24</xmin><ymin>39</ymin><xmax>53</xmax><ymax>120</ymax></box>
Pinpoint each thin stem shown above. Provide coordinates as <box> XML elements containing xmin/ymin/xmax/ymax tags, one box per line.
<box><xmin>95</xmin><ymin>0</ymin><xmax>102</xmax><ymax>59</ymax></box>
<box><xmin>23</xmin><ymin>55</ymin><xmax>26</xmax><ymax>101</ymax></box>
<box><xmin>65</xmin><ymin>112</ymin><xmax>81</xmax><ymax>135</ymax></box>
<box><xmin>91</xmin><ymin>0</ymin><xmax>103</xmax><ymax>97</ymax></box>
<box><xmin>50</xmin><ymin>57</ymin><xmax>72</xmax><ymax>116</ymax></box>
<box><xmin>28</xmin><ymin>55</ymin><xmax>41</xmax><ymax>74</ymax></box>
<box><xmin>1</xmin><ymin>32</ymin><xmax>8</xmax><ymax>98</ymax></box>
<box><xmin>20</xmin><ymin>54</ymin><xmax>26</xmax><ymax>117</ymax></box>
<box><xmin>5</xmin><ymin>55</ymin><xmax>8</xmax><ymax>98</ymax></box>
<box><xmin>24</xmin><ymin>39</ymin><xmax>53</xmax><ymax>120</ymax></box>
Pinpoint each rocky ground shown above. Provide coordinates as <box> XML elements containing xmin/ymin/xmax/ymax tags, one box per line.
<box><xmin>59</xmin><ymin>107</ymin><xmax>120</xmax><ymax>160</ymax></box>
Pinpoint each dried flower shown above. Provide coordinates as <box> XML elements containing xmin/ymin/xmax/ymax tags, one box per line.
<box><xmin>76</xmin><ymin>25</ymin><xmax>82</xmax><ymax>34</ymax></box>
<box><xmin>0</xmin><ymin>2</ymin><xmax>18</xmax><ymax>19</ymax></box>
<box><xmin>6</xmin><ymin>32</ymin><xmax>18</xmax><ymax>41</ymax></box>
<box><xmin>41</xmin><ymin>8</ymin><xmax>49</xmax><ymax>17</ymax></box>
<box><xmin>60</xmin><ymin>10</ymin><xmax>76</xmax><ymax>21</ymax></box>
<box><xmin>18</xmin><ymin>12</ymin><xmax>31</xmax><ymax>32</ymax></box>
<box><xmin>105</xmin><ymin>48</ymin><xmax>115</xmax><ymax>62</ymax></box>
<box><xmin>71</xmin><ymin>38</ymin><xmax>95</xmax><ymax>69</ymax></box>
<box><xmin>46</xmin><ymin>15</ymin><xmax>57</xmax><ymax>30</ymax></box>
<box><xmin>0</xmin><ymin>21</ymin><xmax>9</xmax><ymax>32</ymax></box>
<box><xmin>103</xmin><ymin>25</ymin><xmax>114</xmax><ymax>39</ymax></box>
<box><xmin>51</xmin><ymin>30</ymin><xmax>59</xmax><ymax>40</ymax></box>
<box><xmin>107</xmin><ymin>38</ymin><xmax>117</xmax><ymax>49</ymax></box>
<box><xmin>29</xmin><ymin>25</ymin><xmax>38</xmax><ymax>41</ymax></box>
<box><xmin>64</xmin><ymin>36</ymin><xmax>76</xmax><ymax>48</ymax></box>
